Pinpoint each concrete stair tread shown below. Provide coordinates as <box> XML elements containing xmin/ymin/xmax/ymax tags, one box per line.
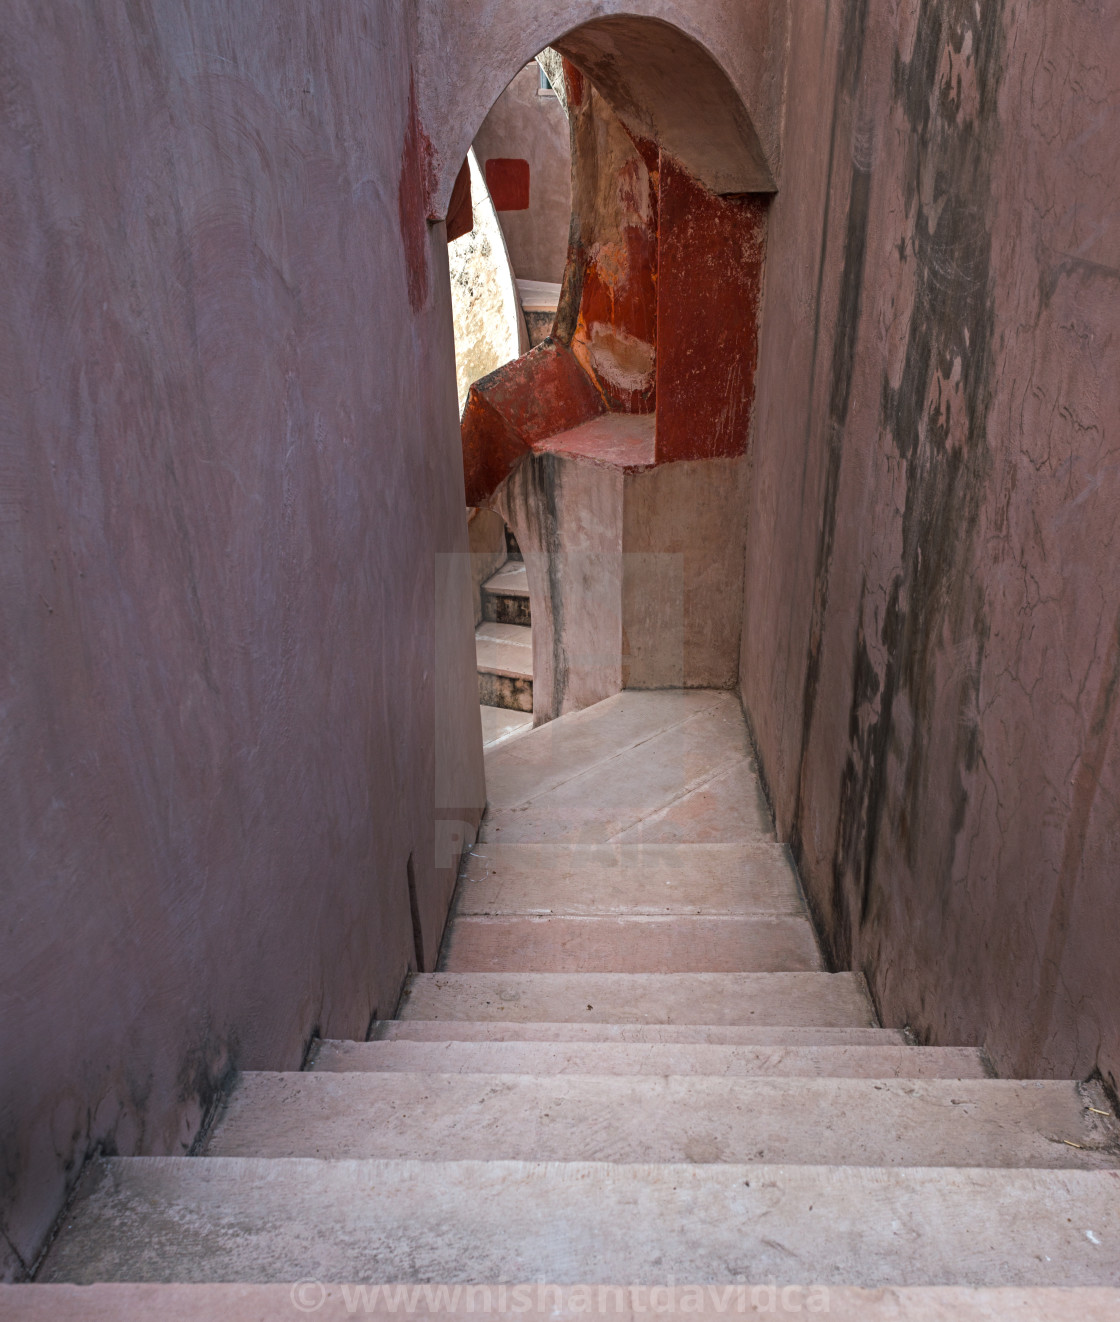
<box><xmin>7</xmin><ymin>1285</ymin><xmax>1120</xmax><ymax>1321</ymax></box>
<box><xmin>312</xmin><ymin>1039</ymin><xmax>992</xmax><ymax>1078</ymax></box>
<box><xmin>483</xmin><ymin>561</ymin><xmax>530</xmax><ymax>598</ymax></box>
<box><xmin>439</xmin><ymin>914</ymin><xmax>823</xmax><ymax>972</ymax></box>
<box><xmin>207</xmin><ymin>1073</ymin><xmax>1120</xmax><ymax>1168</ymax></box>
<box><xmin>457</xmin><ymin>843</ymin><xmax>806</xmax><ymax>915</ymax></box>
<box><xmin>367</xmin><ymin>1020</ymin><xmax>912</xmax><ymax>1044</ymax></box>
<box><xmin>475</xmin><ymin>623</ymin><xmax>533</xmax><ymax>680</ymax></box>
<box><xmin>483</xmin><ymin>690</ymin><xmax>748</xmax><ymax>813</ymax></box>
<box><xmin>397</xmin><ymin>971</ymin><xmax>877</xmax><ymax>1025</ymax></box>
<box><xmin>40</xmin><ymin>1157</ymin><xmax>1120</xmax><ymax>1286</ymax></box>
<box><xmin>481</xmin><ymin>692</ymin><xmax>773</xmax><ymax>843</ymax></box>
<box><xmin>480</xmin><ymin>706</ymin><xmax>534</xmax><ymax>750</ymax></box>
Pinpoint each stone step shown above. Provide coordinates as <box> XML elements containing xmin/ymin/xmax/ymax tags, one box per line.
<box><xmin>8</xmin><ymin>1285</ymin><xmax>1120</xmax><ymax>1321</ymax></box>
<box><xmin>312</xmin><ymin>1038</ymin><xmax>991</xmax><ymax>1078</ymax></box>
<box><xmin>480</xmin><ymin>706</ymin><xmax>534</xmax><ymax>750</ymax></box>
<box><xmin>40</xmin><ymin>1157</ymin><xmax>1120</xmax><ymax>1286</ymax></box>
<box><xmin>482</xmin><ymin>561</ymin><xmax>531</xmax><ymax>626</ymax></box>
<box><xmin>476</xmin><ymin>622</ymin><xmax>533</xmax><ymax>711</ymax></box>
<box><xmin>368</xmin><ymin>1019</ymin><xmax>910</xmax><ymax>1044</ymax></box>
<box><xmin>482</xmin><ymin>692</ymin><xmax>774</xmax><ymax>845</ymax></box>
<box><xmin>207</xmin><ymin>1073</ymin><xmax>1119</xmax><ymax>1168</ymax></box>
<box><xmin>396</xmin><ymin>971</ymin><xmax>877</xmax><ymax>1025</ymax></box>
<box><xmin>457</xmin><ymin>843</ymin><xmax>806</xmax><ymax>915</ymax></box>
<box><xmin>438</xmin><ymin>915</ymin><xmax>823</xmax><ymax>972</ymax></box>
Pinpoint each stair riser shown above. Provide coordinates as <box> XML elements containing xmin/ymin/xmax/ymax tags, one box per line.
<box><xmin>478</xmin><ymin>672</ymin><xmax>533</xmax><ymax>712</ymax></box>
<box><xmin>313</xmin><ymin>1041</ymin><xmax>991</xmax><ymax>1078</ymax></box>
<box><xmin>367</xmin><ymin>1021</ymin><xmax>910</xmax><ymax>1044</ymax></box>
<box><xmin>484</xmin><ymin>594</ymin><xmax>531</xmax><ymax>627</ymax></box>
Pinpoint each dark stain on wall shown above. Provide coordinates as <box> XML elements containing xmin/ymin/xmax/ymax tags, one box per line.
<box><xmin>789</xmin><ymin>0</ymin><xmax>873</xmax><ymax>966</ymax></box>
<box><xmin>793</xmin><ymin>0</ymin><xmax>1006</xmax><ymax>979</ymax></box>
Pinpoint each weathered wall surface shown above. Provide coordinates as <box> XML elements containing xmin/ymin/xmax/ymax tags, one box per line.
<box><xmin>742</xmin><ymin>0</ymin><xmax>1120</xmax><ymax>1092</ymax></box>
<box><xmin>624</xmin><ymin>458</ymin><xmax>748</xmax><ymax>691</ymax></box>
<box><xmin>0</xmin><ymin>0</ymin><xmax>484</xmax><ymax>1277</ymax></box>
<box><xmin>472</xmin><ymin>63</ymin><xmax>572</xmax><ymax>285</ymax></box>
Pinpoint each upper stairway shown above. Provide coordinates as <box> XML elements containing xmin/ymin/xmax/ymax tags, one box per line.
<box><xmin>13</xmin><ymin>691</ymin><xmax>1120</xmax><ymax>1318</ymax></box>
<box><xmin>477</xmin><ymin>556</ymin><xmax>534</xmax><ymax>747</ymax></box>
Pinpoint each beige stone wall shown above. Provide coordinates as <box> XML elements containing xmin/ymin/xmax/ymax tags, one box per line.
<box><xmin>449</xmin><ymin>151</ymin><xmax>529</xmax><ymax>415</ymax></box>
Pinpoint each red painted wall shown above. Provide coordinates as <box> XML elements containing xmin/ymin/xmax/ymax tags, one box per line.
<box><xmin>655</xmin><ymin>158</ymin><xmax>768</xmax><ymax>463</ymax></box>
<box><xmin>484</xmin><ymin>157</ymin><xmax>531</xmax><ymax>212</ymax></box>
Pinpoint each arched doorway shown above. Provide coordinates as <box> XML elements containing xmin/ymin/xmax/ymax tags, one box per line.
<box><xmin>433</xmin><ymin>10</ymin><xmax>779</xmax><ymax>729</ymax></box>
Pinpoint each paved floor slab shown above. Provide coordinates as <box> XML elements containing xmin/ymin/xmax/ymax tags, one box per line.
<box><xmin>481</xmin><ymin>692</ymin><xmax>751</xmax><ymax>823</ymax></box>
<box><xmin>40</xmin><ymin>1158</ymin><xmax>1120</xmax><ymax>1286</ymax></box>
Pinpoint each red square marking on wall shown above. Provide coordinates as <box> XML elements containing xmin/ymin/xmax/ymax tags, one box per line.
<box><xmin>485</xmin><ymin>158</ymin><xmax>531</xmax><ymax>212</ymax></box>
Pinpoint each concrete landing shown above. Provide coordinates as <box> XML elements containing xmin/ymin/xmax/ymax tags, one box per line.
<box><xmin>480</xmin><ymin>691</ymin><xmax>772</xmax><ymax>844</ymax></box>
<box><xmin>480</xmin><ymin>706</ymin><xmax>534</xmax><ymax>750</ymax></box>
<box><xmin>40</xmin><ymin>1158</ymin><xmax>1120</xmax><ymax>1287</ymax></box>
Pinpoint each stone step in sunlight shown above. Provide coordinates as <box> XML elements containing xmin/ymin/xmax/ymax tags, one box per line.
<box><xmin>39</xmin><ymin>1157</ymin><xmax>1120</xmax><ymax>1288</ymax></box>
<box><xmin>476</xmin><ymin>621</ymin><xmax>533</xmax><ymax>712</ymax></box>
<box><xmin>207</xmin><ymin>1072</ymin><xmax>1119</xmax><ymax>1167</ymax></box>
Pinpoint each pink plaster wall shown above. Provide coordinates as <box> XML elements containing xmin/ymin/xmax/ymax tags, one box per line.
<box><xmin>473</xmin><ymin>64</ymin><xmax>572</xmax><ymax>285</ymax></box>
<box><xmin>0</xmin><ymin>0</ymin><xmax>484</xmax><ymax>1277</ymax></box>
<box><xmin>741</xmin><ymin>0</ymin><xmax>1120</xmax><ymax>1092</ymax></box>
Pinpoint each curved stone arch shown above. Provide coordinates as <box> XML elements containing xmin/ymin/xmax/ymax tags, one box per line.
<box><xmin>417</xmin><ymin>0</ymin><xmax>785</xmax><ymax>219</ymax></box>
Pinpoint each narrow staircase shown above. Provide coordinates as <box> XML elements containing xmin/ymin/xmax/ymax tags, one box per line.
<box><xmin>477</xmin><ymin>553</ymin><xmax>533</xmax><ymax>747</ymax></box>
<box><xmin>14</xmin><ymin>691</ymin><xmax>1120</xmax><ymax>1318</ymax></box>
